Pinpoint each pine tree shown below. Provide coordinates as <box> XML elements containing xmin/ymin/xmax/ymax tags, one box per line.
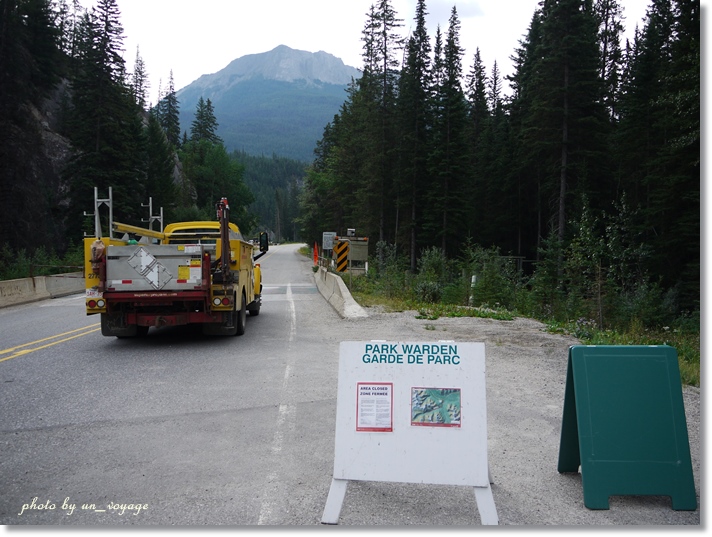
<box><xmin>190</xmin><ymin>96</ymin><xmax>222</xmax><ymax>144</ymax></box>
<box><xmin>396</xmin><ymin>0</ymin><xmax>432</xmax><ymax>271</ymax></box>
<box><xmin>359</xmin><ymin>0</ymin><xmax>403</xmax><ymax>242</ymax></box>
<box><xmin>509</xmin><ymin>0</ymin><xmax>608</xmax><ymax>279</ymax></box>
<box><xmin>131</xmin><ymin>45</ymin><xmax>149</xmax><ymax>110</ymax></box>
<box><xmin>426</xmin><ymin>7</ymin><xmax>470</xmax><ymax>256</ymax></box>
<box><xmin>595</xmin><ymin>0</ymin><xmax>625</xmax><ymax>121</ymax></box>
<box><xmin>145</xmin><ymin>110</ymin><xmax>176</xmax><ymax>217</ymax></box>
<box><xmin>464</xmin><ymin>48</ymin><xmax>490</xmax><ymax>243</ymax></box>
<box><xmin>63</xmin><ymin>0</ymin><xmax>146</xmax><ymax>236</ymax></box>
<box><xmin>159</xmin><ymin>70</ymin><xmax>181</xmax><ymax>148</ymax></box>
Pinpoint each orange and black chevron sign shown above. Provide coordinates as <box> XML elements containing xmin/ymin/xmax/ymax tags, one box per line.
<box><xmin>334</xmin><ymin>240</ymin><xmax>349</xmax><ymax>272</ymax></box>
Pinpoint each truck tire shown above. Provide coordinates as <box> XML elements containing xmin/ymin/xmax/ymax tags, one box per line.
<box><xmin>236</xmin><ymin>291</ymin><xmax>247</xmax><ymax>336</ymax></box>
<box><xmin>248</xmin><ymin>295</ymin><xmax>261</xmax><ymax>316</ymax></box>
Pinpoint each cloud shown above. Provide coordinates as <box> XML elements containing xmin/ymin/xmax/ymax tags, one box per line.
<box><xmin>427</xmin><ymin>0</ymin><xmax>484</xmax><ymax>23</ymax></box>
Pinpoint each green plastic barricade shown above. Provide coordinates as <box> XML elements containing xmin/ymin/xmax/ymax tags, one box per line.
<box><xmin>558</xmin><ymin>345</ymin><xmax>696</xmax><ymax>510</ymax></box>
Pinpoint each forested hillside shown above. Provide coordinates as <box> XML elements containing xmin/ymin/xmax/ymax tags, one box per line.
<box><xmin>0</xmin><ymin>0</ymin><xmax>260</xmax><ymax>264</ymax></box>
<box><xmin>300</xmin><ymin>0</ymin><xmax>699</xmax><ymax>328</ymax></box>
<box><xmin>233</xmin><ymin>151</ymin><xmax>306</xmax><ymax>242</ymax></box>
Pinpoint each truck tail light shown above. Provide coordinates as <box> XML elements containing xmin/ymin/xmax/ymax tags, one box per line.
<box><xmin>222</xmin><ymin>297</ymin><xmax>231</xmax><ymax>306</ymax></box>
<box><xmin>87</xmin><ymin>299</ymin><xmax>105</xmax><ymax>309</ymax></box>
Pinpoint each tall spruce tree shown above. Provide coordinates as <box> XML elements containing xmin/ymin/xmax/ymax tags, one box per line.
<box><xmin>464</xmin><ymin>48</ymin><xmax>490</xmax><ymax>244</ymax></box>
<box><xmin>361</xmin><ymin>0</ymin><xmax>402</xmax><ymax>242</ymax></box>
<box><xmin>509</xmin><ymin>0</ymin><xmax>607</xmax><ymax>275</ymax></box>
<box><xmin>595</xmin><ymin>0</ymin><xmax>625</xmax><ymax>121</ymax></box>
<box><xmin>396</xmin><ymin>0</ymin><xmax>432</xmax><ymax>271</ymax></box>
<box><xmin>144</xmin><ymin>110</ymin><xmax>176</xmax><ymax>221</ymax></box>
<box><xmin>190</xmin><ymin>96</ymin><xmax>222</xmax><ymax>144</ymax></box>
<box><xmin>506</xmin><ymin>10</ymin><xmax>547</xmax><ymax>260</ymax></box>
<box><xmin>130</xmin><ymin>45</ymin><xmax>149</xmax><ymax>110</ymax></box>
<box><xmin>158</xmin><ymin>70</ymin><xmax>181</xmax><ymax>148</ymax></box>
<box><xmin>63</xmin><ymin>0</ymin><xmax>147</xmax><ymax>237</ymax></box>
<box><xmin>426</xmin><ymin>7</ymin><xmax>470</xmax><ymax>256</ymax></box>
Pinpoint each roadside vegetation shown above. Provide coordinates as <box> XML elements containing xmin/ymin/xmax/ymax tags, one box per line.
<box><xmin>307</xmin><ymin>242</ymin><xmax>700</xmax><ymax>387</ymax></box>
<box><xmin>0</xmin><ymin>243</ymin><xmax>84</xmax><ymax>281</ymax></box>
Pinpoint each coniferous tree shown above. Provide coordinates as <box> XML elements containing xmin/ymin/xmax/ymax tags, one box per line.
<box><xmin>465</xmin><ymin>48</ymin><xmax>490</xmax><ymax>243</ymax></box>
<box><xmin>506</xmin><ymin>11</ymin><xmax>546</xmax><ymax>260</ymax></box>
<box><xmin>484</xmin><ymin>61</ymin><xmax>517</xmax><ymax>253</ymax></box>
<box><xmin>144</xmin><ymin>110</ymin><xmax>176</xmax><ymax>220</ymax></box>
<box><xmin>508</xmin><ymin>0</ymin><xmax>607</xmax><ymax>273</ymax></box>
<box><xmin>53</xmin><ymin>0</ymin><xmax>82</xmax><ymax>58</ymax></box>
<box><xmin>360</xmin><ymin>0</ymin><xmax>403</xmax><ymax>242</ymax></box>
<box><xmin>595</xmin><ymin>0</ymin><xmax>625</xmax><ymax>121</ymax></box>
<box><xmin>190</xmin><ymin>96</ymin><xmax>222</xmax><ymax>144</ymax></box>
<box><xmin>426</xmin><ymin>7</ymin><xmax>470</xmax><ymax>256</ymax></box>
<box><xmin>396</xmin><ymin>0</ymin><xmax>432</xmax><ymax>271</ymax></box>
<box><xmin>158</xmin><ymin>70</ymin><xmax>181</xmax><ymax>148</ymax></box>
<box><xmin>130</xmin><ymin>45</ymin><xmax>149</xmax><ymax>110</ymax></box>
<box><xmin>63</xmin><ymin>0</ymin><xmax>146</xmax><ymax>236</ymax></box>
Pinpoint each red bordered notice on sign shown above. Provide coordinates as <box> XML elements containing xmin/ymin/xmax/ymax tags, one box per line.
<box><xmin>356</xmin><ymin>382</ymin><xmax>393</xmax><ymax>432</ymax></box>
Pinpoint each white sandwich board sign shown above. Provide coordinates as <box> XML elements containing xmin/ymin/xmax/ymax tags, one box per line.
<box><xmin>321</xmin><ymin>340</ymin><xmax>498</xmax><ymax>525</ymax></box>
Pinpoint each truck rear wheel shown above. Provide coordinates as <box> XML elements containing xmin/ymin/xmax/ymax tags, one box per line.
<box><xmin>248</xmin><ymin>295</ymin><xmax>261</xmax><ymax>316</ymax></box>
<box><xmin>236</xmin><ymin>291</ymin><xmax>247</xmax><ymax>336</ymax></box>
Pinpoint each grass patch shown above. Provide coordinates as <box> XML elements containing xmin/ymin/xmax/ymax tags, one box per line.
<box><xmin>545</xmin><ymin>318</ymin><xmax>700</xmax><ymax>387</ymax></box>
<box><xmin>415</xmin><ymin>303</ymin><xmax>515</xmax><ymax>321</ymax></box>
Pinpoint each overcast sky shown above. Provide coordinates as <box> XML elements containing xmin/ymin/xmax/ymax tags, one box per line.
<box><xmin>81</xmin><ymin>1</ymin><xmax>668</xmax><ymax>104</ymax></box>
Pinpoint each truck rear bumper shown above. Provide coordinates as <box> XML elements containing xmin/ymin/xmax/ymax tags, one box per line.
<box><xmin>128</xmin><ymin>311</ymin><xmax>221</xmax><ymax>327</ymax></box>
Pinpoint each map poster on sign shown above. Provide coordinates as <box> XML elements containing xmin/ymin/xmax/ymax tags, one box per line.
<box><xmin>411</xmin><ymin>387</ymin><xmax>461</xmax><ymax>427</ymax></box>
<box><xmin>356</xmin><ymin>382</ymin><xmax>393</xmax><ymax>432</ymax></box>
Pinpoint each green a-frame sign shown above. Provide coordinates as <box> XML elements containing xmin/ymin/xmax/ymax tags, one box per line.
<box><xmin>557</xmin><ymin>345</ymin><xmax>696</xmax><ymax>511</ymax></box>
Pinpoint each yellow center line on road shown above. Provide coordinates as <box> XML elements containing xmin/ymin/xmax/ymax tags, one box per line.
<box><xmin>0</xmin><ymin>324</ymin><xmax>101</xmax><ymax>363</ymax></box>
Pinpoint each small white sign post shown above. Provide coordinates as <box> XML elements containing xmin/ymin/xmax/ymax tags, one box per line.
<box><xmin>321</xmin><ymin>341</ymin><xmax>498</xmax><ymax>525</ymax></box>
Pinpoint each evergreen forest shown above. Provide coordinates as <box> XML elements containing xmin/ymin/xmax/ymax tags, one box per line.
<box><xmin>0</xmin><ymin>0</ymin><xmax>294</xmax><ymax>267</ymax></box>
<box><xmin>299</xmin><ymin>0</ymin><xmax>700</xmax><ymax>335</ymax></box>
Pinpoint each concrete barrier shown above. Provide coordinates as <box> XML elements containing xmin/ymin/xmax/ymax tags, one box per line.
<box><xmin>313</xmin><ymin>267</ymin><xmax>368</xmax><ymax>319</ymax></box>
<box><xmin>1</xmin><ymin>267</ymin><xmax>366</xmax><ymax>318</ymax></box>
<box><xmin>0</xmin><ymin>272</ymin><xmax>85</xmax><ymax>308</ymax></box>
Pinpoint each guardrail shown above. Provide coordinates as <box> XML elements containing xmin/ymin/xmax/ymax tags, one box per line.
<box><xmin>0</xmin><ymin>272</ymin><xmax>85</xmax><ymax>309</ymax></box>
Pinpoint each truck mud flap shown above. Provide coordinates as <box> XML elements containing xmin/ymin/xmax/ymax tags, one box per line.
<box><xmin>101</xmin><ymin>312</ymin><xmax>139</xmax><ymax>337</ymax></box>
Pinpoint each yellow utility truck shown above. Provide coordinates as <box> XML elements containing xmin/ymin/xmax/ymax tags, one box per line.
<box><xmin>84</xmin><ymin>198</ymin><xmax>268</xmax><ymax>337</ymax></box>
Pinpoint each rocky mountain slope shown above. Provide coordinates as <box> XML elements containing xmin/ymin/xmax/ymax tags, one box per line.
<box><xmin>176</xmin><ymin>45</ymin><xmax>361</xmax><ymax>161</ymax></box>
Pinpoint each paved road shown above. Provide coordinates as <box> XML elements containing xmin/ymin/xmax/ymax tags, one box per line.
<box><xmin>0</xmin><ymin>243</ymin><xmax>701</xmax><ymax>528</ymax></box>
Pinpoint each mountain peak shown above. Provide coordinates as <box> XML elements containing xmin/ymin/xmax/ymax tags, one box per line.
<box><xmin>188</xmin><ymin>45</ymin><xmax>360</xmax><ymax>91</ymax></box>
